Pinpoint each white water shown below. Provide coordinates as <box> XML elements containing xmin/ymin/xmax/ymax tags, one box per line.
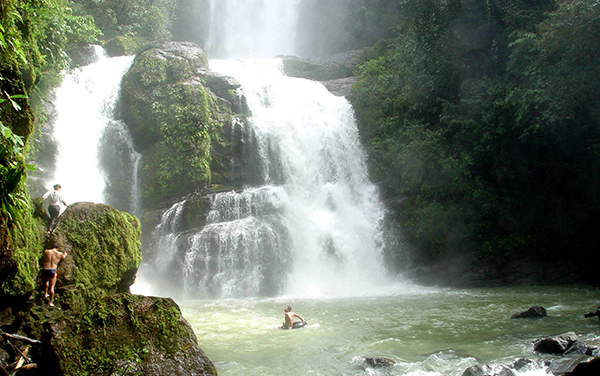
<box><xmin>178</xmin><ymin>59</ymin><xmax>392</xmax><ymax>299</ymax></box>
<box><xmin>45</xmin><ymin>46</ymin><xmax>134</xmax><ymax>204</ymax></box>
<box><xmin>205</xmin><ymin>0</ymin><xmax>301</xmax><ymax>58</ymax></box>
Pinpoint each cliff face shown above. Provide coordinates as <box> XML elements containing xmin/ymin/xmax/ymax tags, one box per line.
<box><xmin>0</xmin><ymin>202</ymin><xmax>217</xmax><ymax>376</ymax></box>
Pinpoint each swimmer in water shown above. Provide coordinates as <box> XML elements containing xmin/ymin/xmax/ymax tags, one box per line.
<box><xmin>282</xmin><ymin>305</ymin><xmax>306</xmax><ymax>329</ymax></box>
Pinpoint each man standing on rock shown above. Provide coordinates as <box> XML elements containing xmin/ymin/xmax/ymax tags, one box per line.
<box><xmin>40</xmin><ymin>242</ymin><xmax>67</xmax><ymax>307</ymax></box>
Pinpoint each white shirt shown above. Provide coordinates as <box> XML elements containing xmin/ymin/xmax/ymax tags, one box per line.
<box><xmin>43</xmin><ymin>189</ymin><xmax>64</xmax><ymax>206</ymax></box>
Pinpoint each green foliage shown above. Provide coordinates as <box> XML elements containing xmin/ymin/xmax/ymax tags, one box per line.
<box><xmin>352</xmin><ymin>0</ymin><xmax>600</xmax><ymax>276</ymax></box>
<box><xmin>1</xmin><ymin>0</ymin><xmax>101</xmax><ymax>86</ymax></box>
<box><xmin>0</xmin><ymin>197</ymin><xmax>44</xmax><ymax>296</ymax></box>
<box><xmin>70</xmin><ymin>0</ymin><xmax>178</xmax><ymax>43</ymax></box>
<box><xmin>139</xmin><ymin>84</ymin><xmax>215</xmax><ymax>205</ymax></box>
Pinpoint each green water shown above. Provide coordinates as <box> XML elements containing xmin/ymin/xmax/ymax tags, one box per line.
<box><xmin>180</xmin><ymin>285</ymin><xmax>600</xmax><ymax>376</ymax></box>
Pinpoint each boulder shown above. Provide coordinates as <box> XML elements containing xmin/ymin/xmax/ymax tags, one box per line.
<box><xmin>44</xmin><ymin>294</ymin><xmax>217</xmax><ymax>376</ymax></box>
<box><xmin>360</xmin><ymin>356</ymin><xmax>396</xmax><ymax>368</ymax></box>
<box><xmin>280</xmin><ymin>49</ymin><xmax>365</xmax><ymax>82</ymax></box>
<box><xmin>547</xmin><ymin>354</ymin><xmax>593</xmax><ymax>376</ymax></box>
<box><xmin>119</xmin><ymin>41</ymin><xmax>250</xmax><ymax>210</ymax></box>
<box><xmin>511</xmin><ymin>305</ymin><xmax>547</xmax><ymax>319</ymax></box>
<box><xmin>67</xmin><ymin>43</ymin><xmax>100</xmax><ymax>67</ymax></box>
<box><xmin>462</xmin><ymin>364</ymin><xmax>515</xmax><ymax>376</ymax></box>
<box><xmin>533</xmin><ymin>332</ymin><xmax>595</xmax><ymax>356</ymax></box>
<box><xmin>0</xmin><ymin>202</ymin><xmax>217</xmax><ymax>376</ymax></box>
<box><xmin>564</xmin><ymin>357</ymin><xmax>600</xmax><ymax>376</ymax></box>
<box><xmin>49</xmin><ymin>202</ymin><xmax>141</xmax><ymax>310</ymax></box>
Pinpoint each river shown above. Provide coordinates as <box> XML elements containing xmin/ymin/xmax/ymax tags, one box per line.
<box><xmin>179</xmin><ymin>285</ymin><xmax>599</xmax><ymax>376</ymax></box>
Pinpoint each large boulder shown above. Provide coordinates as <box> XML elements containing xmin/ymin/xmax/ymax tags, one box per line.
<box><xmin>44</xmin><ymin>294</ymin><xmax>217</xmax><ymax>376</ymax></box>
<box><xmin>533</xmin><ymin>332</ymin><xmax>596</xmax><ymax>356</ymax></box>
<box><xmin>0</xmin><ymin>202</ymin><xmax>217</xmax><ymax>376</ymax></box>
<box><xmin>50</xmin><ymin>202</ymin><xmax>141</xmax><ymax>310</ymax></box>
<box><xmin>564</xmin><ymin>357</ymin><xmax>600</xmax><ymax>376</ymax></box>
<box><xmin>119</xmin><ymin>41</ymin><xmax>254</xmax><ymax>210</ymax></box>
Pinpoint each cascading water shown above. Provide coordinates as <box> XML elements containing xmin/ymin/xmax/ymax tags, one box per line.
<box><xmin>178</xmin><ymin>59</ymin><xmax>391</xmax><ymax>299</ymax></box>
<box><xmin>45</xmin><ymin>46</ymin><xmax>136</xmax><ymax>208</ymax></box>
<box><xmin>205</xmin><ymin>0</ymin><xmax>301</xmax><ymax>58</ymax></box>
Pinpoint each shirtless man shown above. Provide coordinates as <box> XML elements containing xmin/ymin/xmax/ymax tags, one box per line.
<box><xmin>40</xmin><ymin>243</ymin><xmax>67</xmax><ymax>307</ymax></box>
<box><xmin>282</xmin><ymin>306</ymin><xmax>306</xmax><ymax>329</ymax></box>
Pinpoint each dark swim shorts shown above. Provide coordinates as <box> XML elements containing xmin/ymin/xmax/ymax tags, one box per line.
<box><xmin>41</xmin><ymin>268</ymin><xmax>57</xmax><ymax>280</ymax></box>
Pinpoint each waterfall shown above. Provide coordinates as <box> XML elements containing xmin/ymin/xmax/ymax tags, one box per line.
<box><xmin>45</xmin><ymin>46</ymin><xmax>136</xmax><ymax>208</ymax></box>
<box><xmin>205</xmin><ymin>0</ymin><xmax>302</xmax><ymax>58</ymax></box>
<box><xmin>179</xmin><ymin>59</ymin><xmax>390</xmax><ymax>299</ymax></box>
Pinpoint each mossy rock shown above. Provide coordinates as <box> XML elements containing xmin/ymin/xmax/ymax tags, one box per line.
<box><xmin>0</xmin><ymin>196</ymin><xmax>46</xmax><ymax>305</ymax></box>
<box><xmin>103</xmin><ymin>35</ymin><xmax>145</xmax><ymax>57</ymax></box>
<box><xmin>45</xmin><ymin>293</ymin><xmax>217</xmax><ymax>376</ymax></box>
<box><xmin>50</xmin><ymin>202</ymin><xmax>141</xmax><ymax>310</ymax></box>
<box><xmin>120</xmin><ymin>42</ymin><xmax>222</xmax><ymax>209</ymax></box>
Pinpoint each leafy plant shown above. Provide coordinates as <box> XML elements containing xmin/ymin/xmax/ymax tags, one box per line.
<box><xmin>0</xmin><ymin>92</ymin><xmax>35</xmax><ymax>222</ymax></box>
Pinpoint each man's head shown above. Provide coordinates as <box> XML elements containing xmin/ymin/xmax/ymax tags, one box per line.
<box><xmin>53</xmin><ymin>184</ymin><xmax>61</xmax><ymax>190</ymax></box>
<box><xmin>284</xmin><ymin>306</ymin><xmax>292</xmax><ymax>312</ymax></box>
<box><xmin>45</xmin><ymin>242</ymin><xmax>59</xmax><ymax>250</ymax></box>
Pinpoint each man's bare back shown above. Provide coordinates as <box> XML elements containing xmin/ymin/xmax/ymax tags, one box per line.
<box><xmin>40</xmin><ymin>243</ymin><xmax>66</xmax><ymax>307</ymax></box>
<box><xmin>42</xmin><ymin>247</ymin><xmax>66</xmax><ymax>269</ymax></box>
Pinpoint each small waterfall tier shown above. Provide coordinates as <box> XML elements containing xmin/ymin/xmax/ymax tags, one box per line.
<box><xmin>144</xmin><ymin>58</ymin><xmax>391</xmax><ymax>299</ymax></box>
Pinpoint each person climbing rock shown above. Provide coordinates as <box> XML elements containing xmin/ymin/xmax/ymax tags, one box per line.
<box><xmin>42</xmin><ymin>184</ymin><xmax>67</xmax><ymax>234</ymax></box>
<box><xmin>281</xmin><ymin>306</ymin><xmax>307</xmax><ymax>329</ymax></box>
<box><xmin>40</xmin><ymin>242</ymin><xmax>67</xmax><ymax>307</ymax></box>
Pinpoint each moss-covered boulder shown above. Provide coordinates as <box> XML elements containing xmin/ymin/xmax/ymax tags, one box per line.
<box><xmin>120</xmin><ymin>42</ymin><xmax>216</xmax><ymax>209</ymax></box>
<box><xmin>45</xmin><ymin>294</ymin><xmax>217</xmax><ymax>376</ymax></box>
<box><xmin>49</xmin><ymin>202</ymin><xmax>141</xmax><ymax>311</ymax></box>
<box><xmin>119</xmin><ymin>41</ymin><xmax>256</xmax><ymax>212</ymax></box>
<box><xmin>0</xmin><ymin>202</ymin><xmax>217</xmax><ymax>376</ymax></box>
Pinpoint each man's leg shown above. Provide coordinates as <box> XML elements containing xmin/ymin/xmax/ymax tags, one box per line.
<box><xmin>48</xmin><ymin>205</ymin><xmax>60</xmax><ymax>233</ymax></box>
<box><xmin>48</xmin><ymin>277</ymin><xmax>57</xmax><ymax>307</ymax></box>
